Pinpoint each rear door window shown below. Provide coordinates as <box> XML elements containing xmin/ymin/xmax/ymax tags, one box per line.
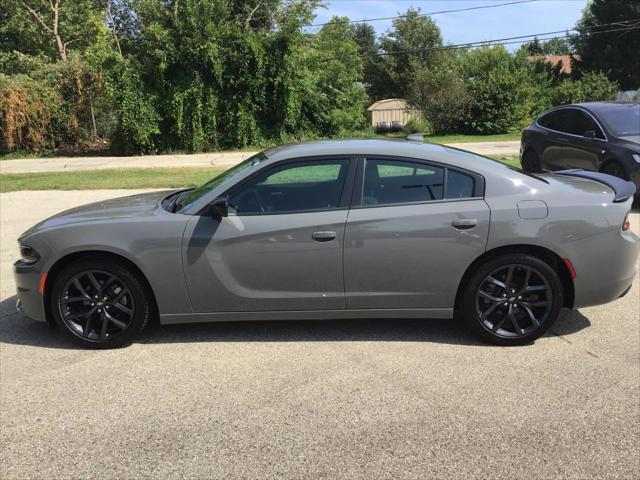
<box><xmin>362</xmin><ymin>159</ymin><xmax>476</xmax><ymax>206</ymax></box>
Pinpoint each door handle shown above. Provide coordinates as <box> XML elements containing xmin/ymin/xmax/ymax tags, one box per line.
<box><xmin>312</xmin><ymin>231</ymin><xmax>337</xmax><ymax>242</ymax></box>
<box><xmin>452</xmin><ymin>219</ymin><xmax>477</xmax><ymax>230</ymax></box>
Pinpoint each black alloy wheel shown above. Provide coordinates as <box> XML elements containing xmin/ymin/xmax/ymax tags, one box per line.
<box><xmin>51</xmin><ymin>259</ymin><xmax>151</xmax><ymax>348</ymax></box>
<box><xmin>461</xmin><ymin>254</ymin><xmax>563</xmax><ymax>345</ymax></box>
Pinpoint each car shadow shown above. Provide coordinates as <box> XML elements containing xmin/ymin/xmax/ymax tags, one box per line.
<box><xmin>0</xmin><ymin>295</ymin><xmax>591</xmax><ymax>350</ymax></box>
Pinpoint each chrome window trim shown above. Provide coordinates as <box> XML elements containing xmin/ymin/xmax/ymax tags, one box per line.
<box><xmin>535</xmin><ymin>107</ymin><xmax>609</xmax><ymax>142</ymax></box>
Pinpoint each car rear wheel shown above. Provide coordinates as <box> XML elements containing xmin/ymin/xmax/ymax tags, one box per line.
<box><xmin>460</xmin><ymin>254</ymin><xmax>563</xmax><ymax>346</ymax></box>
<box><xmin>50</xmin><ymin>258</ymin><xmax>151</xmax><ymax>348</ymax></box>
<box><xmin>601</xmin><ymin>161</ymin><xmax>628</xmax><ymax>180</ymax></box>
<box><xmin>521</xmin><ymin>150</ymin><xmax>541</xmax><ymax>173</ymax></box>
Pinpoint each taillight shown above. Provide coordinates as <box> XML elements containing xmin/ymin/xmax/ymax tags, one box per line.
<box><xmin>622</xmin><ymin>212</ymin><xmax>631</xmax><ymax>231</ymax></box>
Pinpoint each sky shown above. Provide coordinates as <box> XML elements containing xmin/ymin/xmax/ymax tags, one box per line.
<box><xmin>309</xmin><ymin>0</ymin><xmax>589</xmax><ymax>50</ymax></box>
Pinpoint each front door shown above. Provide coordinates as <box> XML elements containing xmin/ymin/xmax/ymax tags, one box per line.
<box><xmin>344</xmin><ymin>157</ymin><xmax>490</xmax><ymax>309</ymax></box>
<box><xmin>542</xmin><ymin>108</ymin><xmax>605</xmax><ymax>171</ymax></box>
<box><xmin>183</xmin><ymin>157</ymin><xmax>353</xmax><ymax>312</ymax></box>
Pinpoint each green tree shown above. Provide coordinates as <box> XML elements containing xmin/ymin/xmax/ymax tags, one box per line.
<box><xmin>525</xmin><ymin>37</ymin><xmax>543</xmax><ymax>55</ymax></box>
<box><xmin>408</xmin><ymin>61</ymin><xmax>470</xmax><ymax>135</ymax></box>
<box><xmin>550</xmin><ymin>71</ymin><xmax>618</xmax><ymax>105</ymax></box>
<box><xmin>541</xmin><ymin>37</ymin><xmax>571</xmax><ymax>55</ymax></box>
<box><xmin>1</xmin><ymin>0</ymin><xmax>104</xmax><ymax>61</ymax></box>
<box><xmin>572</xmin><ymin>0</ymin><xmax>640</xmax><ymax>89</ymax></box>
<box><xmin>458</xmin><ymin>46</ymin><xmax>528</xmax><ymax>134</ymax></box>
<box><xmin>370</xmin><ymin>9</ymin><xmax>443</xmax><ymax>100</ymax></box>
<box><xmin>304</xmin><ymin>17</ymin><xmax>367</xmax><ymax>135</ymax></box>
<box><xmin>353</xmin><ymin>23</ymin><xmax>381</xmax><ymax>101</ymax></box>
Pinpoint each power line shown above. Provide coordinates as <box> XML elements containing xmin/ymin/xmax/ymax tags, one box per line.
<box><xmin>363</xmin><ymin>20</ymin><xmax>640</xmax><ymax>57</ymax></box>
<box><xmin>316</xmin><ymin>20</ymin><xmax>640</xmax><ymax>62</ymax></box>
<box><xmin>307</xmin><ymin>0</ymin><xmax>541</xmax><ymax>28</ymax></box>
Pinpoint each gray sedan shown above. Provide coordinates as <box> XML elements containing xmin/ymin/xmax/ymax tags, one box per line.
<box><xmin>14</xmin><ymin>140</ymin><xmax>640</xmax><ymax>348</ymax></box>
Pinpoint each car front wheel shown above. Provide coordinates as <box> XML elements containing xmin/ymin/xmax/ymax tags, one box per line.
<box><xmin>50</xmin><ymin>258</ymin><xmax>151</xmax><ymax>348</ymax></box>
<box><xmin>460</xmin><ymin>254</ymin><xmax>564</xmax><ymax>346</ymax></box>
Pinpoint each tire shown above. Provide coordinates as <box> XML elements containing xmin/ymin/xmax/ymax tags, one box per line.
<box><xmin>460</xmin><ymin>254</ymin><xmax>563</xmax><ymax>346</ymax></box>
<box><xmin>601</xmin><ymin>160</ymin><xmax>628</xmax><ymax>180</ymax></box>
<box><xmin>521</xmin><ymin>149</ymin><xmax>541</xmax><ymax>173</ymax></box>
<box><xmin>50</xmin><ymin>258</ymin><xmax>151</xmax><ymax>348</ymax></box>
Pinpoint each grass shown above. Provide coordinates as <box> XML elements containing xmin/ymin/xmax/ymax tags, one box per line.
<box><xmin>0</xmin><ymin>167</ymin><xmax>224</xmax><ymax>193</ymax></box>
<box><xmin>0</xmin><ymin>155</ymin><xmax>521</xmax><ymax>193</ymax></box>
<box><xmin>1</xmin><ymin>131</ymin><xmax>520</xmax><ymax>161</ymax></box>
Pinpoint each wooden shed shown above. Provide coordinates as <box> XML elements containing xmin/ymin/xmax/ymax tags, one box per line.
<box><xmin>367</xmin><ymin>98</ymin><xmax>421</xmax><ymax>126</ymax></box>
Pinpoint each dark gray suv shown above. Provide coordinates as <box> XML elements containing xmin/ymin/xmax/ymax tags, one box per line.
<box><xmin>520</xmin><ymin>102</ymin><xmax>640</xmax><ymax>192</ymax></box>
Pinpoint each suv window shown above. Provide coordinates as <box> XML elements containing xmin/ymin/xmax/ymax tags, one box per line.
<box><xmin>537</xmin><ymin>111</ymin><xmax>558</xmax><ymax>130</ymax></box>
<box><xmin>363</xmin><ymin>159</ymin><xmax>476</xmax><ymax>206</ymax></box>
<box><xmin>560</xmin><ymin>109</ymin><xmax>604</xmax><ymax>138</ymax></box>
<box><xmin>228</xmin><ymin>159</ymin><xmax>348</xmax><ymax>215</ymax></box>
<box><xmin>540</xmin><ymin>109</ymin><xmax>604</xmax><ymax>139</ymax></box>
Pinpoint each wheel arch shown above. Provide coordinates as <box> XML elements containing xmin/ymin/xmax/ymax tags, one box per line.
<box><xmin>455</xmin><ymin>244</ymin><xmax>575</xmax><ymax>312</ymax></box>
<box><xmin>42</xmin><ymin>250</ymin><xmax>159</xmax><ymax>327</ymax></box>
<box><xmin>599</xmin><ymin>158</ymin><xmax>629</xmax><ymax>179</ymax></box>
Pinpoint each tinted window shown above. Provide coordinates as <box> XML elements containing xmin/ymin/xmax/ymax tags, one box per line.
<box><xmin>446</xmin><ymin>170</ymin><xmax>475</xmax><ymax>199</ymax></box>
<box><xmin>541</xmin><ymin>109</ymin><xmax>604</xmax><ymax>139</ymax></box>
<box><xmin>228</xmin><ymin>160</ymin><xmax>348</xmax><ymax>215</ymax></box>
<box><xmin>563</xmin><ymin>109</ymin><xmax>604</xmax><ymax>138</ymax></box>
<box><xmin>363</xmin><ymin>159</ymin><xmax>475</xmax><ymax>206</ymax></box>
<box><xmin>537</xmin><ymin>112</ymin><xmax>559</xmax><ymax>130</ymax></box>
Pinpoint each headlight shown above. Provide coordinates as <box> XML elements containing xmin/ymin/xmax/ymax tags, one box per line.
<box><xmin>18</xmin><ymin>244</ymin><xmax>40</xmax><ymax>264</ymax></box>
<box><xmin>632</xmin><ymin>153</ymin><xmax>640</xmax><ymax>164</ymax></box>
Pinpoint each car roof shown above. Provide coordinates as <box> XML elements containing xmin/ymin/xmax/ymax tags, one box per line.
<box><xmin>263</xmin><ymin>139</ymin><xmax>510</xmax><ymax>174</ymax></box>
<box><xmin>548</xmin><ymin>101</ymin><xmax>638</xmax><ymax>114</ymax></box>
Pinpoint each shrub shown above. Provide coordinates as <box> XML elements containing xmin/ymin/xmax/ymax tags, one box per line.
<box><xmin>550</xmin><ymin>71</ymin><xmax>618</xmax><ymax>106</ymax></box>
<box><xmin>0</xmin><ymin>74</ymin><xmax>59</xmax><ymax>152</ymax></box>
<box><xmin>403</xmin><ymin>117</ymin><xmax>429</xmax><ymax>134</ymax></box>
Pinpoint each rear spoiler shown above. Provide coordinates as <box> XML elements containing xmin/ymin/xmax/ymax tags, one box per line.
<box><xmin>553</xmin><ymin>169</ymin><xmax>636</xmax><ymax>203</ymax></box>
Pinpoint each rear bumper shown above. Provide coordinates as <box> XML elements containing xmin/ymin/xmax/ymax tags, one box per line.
<box><xmin>571</xmin><ymin>228</ymin><xmax>639</xmax><ymax>309</ymax></box>
<box><xmin>13</xmin><ymin>261</ymin><xmax>47</xmax><ymax>322</ymax></box>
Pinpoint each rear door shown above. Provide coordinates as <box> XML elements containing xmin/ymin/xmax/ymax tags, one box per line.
<box><xmin>540</xmin><ymin>108</ymin><xmax>605</xmax><ymax>171</ymax></box>
<box><xmin>343</xmin><ymin>156</ymin><xmax>490</xmax><ymax>310</ymax></box>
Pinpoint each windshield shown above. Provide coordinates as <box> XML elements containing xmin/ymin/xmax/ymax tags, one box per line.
<box><xmin>596</xmin><ymin>103</ymin><xmax>640</xmax><ymax>136</ymax></box>
<box><xmin>175</xmin><ymin>152</ymin><xmax>268</xmax><ymax>211</ymax></box>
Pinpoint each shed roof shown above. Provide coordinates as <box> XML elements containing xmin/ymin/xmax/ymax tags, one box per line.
<box><xmin>367</xmin><ymin>98</ymin><xmax>410</xmax><ymax>111</ymax></box>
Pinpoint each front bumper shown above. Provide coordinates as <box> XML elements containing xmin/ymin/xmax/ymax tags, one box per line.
<box><xmin>13</xmin><ymin>261</ymin><xmax>47</xmax><ymax>322</ymax></box>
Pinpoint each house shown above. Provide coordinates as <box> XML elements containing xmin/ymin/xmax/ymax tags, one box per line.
<box><xmin>367</xmin><ymin>99</ymin><xmax>421</xmax><ymax>127</ymax></box>
<box><xmin>527</xmin><ymin>55</ymin><xmax>580</xmax><ymax>75</ymax></box>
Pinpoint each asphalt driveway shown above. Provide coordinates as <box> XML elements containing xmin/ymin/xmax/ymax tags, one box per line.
<box><xmin>1</xmin><ymin>190</ymin><xmax>638</xmax><ymax>479</ymax></box>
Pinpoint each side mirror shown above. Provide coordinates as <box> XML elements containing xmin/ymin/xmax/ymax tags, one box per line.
<box><xmin>209</xmin><ymin>197</ymin><xmax>228</xmax><ymax>218</ymax></box>
<box><xmin>584</xmin><ymin>130</ymin><xmax>596</xmax><ymax>139</ymax></box>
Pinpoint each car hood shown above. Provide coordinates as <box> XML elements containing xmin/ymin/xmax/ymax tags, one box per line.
<box><xmin>615</xmin><ymin>135</ymin><xmax>640</xmax><ymax>148</ymax></box>
<box><xmin>20</xmin><ymin>190</ymin><xmax>175</xmax><ymax>238</ymax></box>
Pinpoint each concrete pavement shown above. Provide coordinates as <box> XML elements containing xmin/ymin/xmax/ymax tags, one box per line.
<box><xmin>0</xmin><ymin>190</ymin><xmax>638</xmax><ymax>479</ymax></box>
<box><xmin>0</xmin><ymin>141</ymin><xmax>520</xmax><ymax>174</ymax></box>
